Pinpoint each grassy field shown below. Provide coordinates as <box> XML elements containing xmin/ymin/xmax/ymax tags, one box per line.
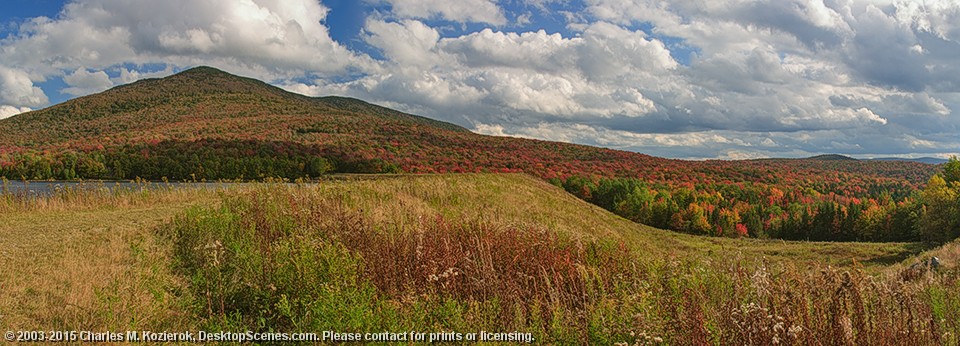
<box><xmin>0</xmin><ymin>186</ymin><xmax>218</xmax><ymax>334</ymax></box>
<box><xmin>2</xmin><ymin>174</ymin><xmax>958</xmax><ymax>344</ymax></box>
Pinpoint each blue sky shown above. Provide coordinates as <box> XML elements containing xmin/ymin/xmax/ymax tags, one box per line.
<box><xmin>1</xmin><ymin>0</ymin><xmax>958</xmax><ymax>160</ymax></box>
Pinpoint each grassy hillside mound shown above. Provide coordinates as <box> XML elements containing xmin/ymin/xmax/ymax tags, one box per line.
<box><xmin>297</xmin><ymin>174</ymin><xmax>924</xmax><ymax>268</ymax></box>
<box><xmin>159</xmin><ymin>174</ymin><xmax>956</xmax><ymax>344</ymax></box>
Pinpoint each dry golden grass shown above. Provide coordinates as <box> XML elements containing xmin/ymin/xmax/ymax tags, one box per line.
<box><xmin>0</xmin><ymin>187</ymin><xmax>217</xmax><ymax>332</ymax></box>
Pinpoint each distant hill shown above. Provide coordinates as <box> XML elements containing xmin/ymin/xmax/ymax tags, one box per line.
<box><xmin>868</xmin><ymin>157</ymin><xmax>948</xmax><ymax>165</ymax></box>
<box><xmin>807</xmin><ymin>154</ymin><xmax>858</xmax><ymax>161</ymax></box>
<box><xmin>800</xmin><ymin>154</ymin><xmax>946</xmax><ymax>165</ymax></box>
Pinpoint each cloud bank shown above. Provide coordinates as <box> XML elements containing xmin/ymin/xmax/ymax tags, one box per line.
<box><xmin>0</xmin><ymin>0</ymin><xmax>958</xmax><ymax>159</ymax></box>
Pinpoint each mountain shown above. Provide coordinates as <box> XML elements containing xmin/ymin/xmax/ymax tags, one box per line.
<box><xmin>0</xmin><ymin>66</ymin><xmax>677</xmax><ymax>180</ymax></box>
<box><xmin>0</xmin><ymin>66</ymin><xmax>939</xmax><ymax>185</ymax></box>
<box><xmin>801</xmin><ymin>154</ymin><xmax>948</xmax><ymax>165</ymax></box>
<box><xmin>0</xmin><ymin>66</ymin><xmax>466</xmax><ymax>148</ymax></box>
<box><xmin>806</xmin><ymin>154</ymin><xmax>858</xmax><ymax>161</ymax></box>
<box><xmin>800</xmin><ymin>154</ymin><xmax>948</xmax><ymax>165</ymax></box>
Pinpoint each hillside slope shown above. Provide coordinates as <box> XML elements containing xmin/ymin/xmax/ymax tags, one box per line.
<box><xmin>312</xmin><ymin>174</ymin><xmax>922</xmax><ymax>268</ymax></box>
<box><xmin>0</xmin><ymin>66</ymin><xmax>467</xmax><ymax>148</ymax></box>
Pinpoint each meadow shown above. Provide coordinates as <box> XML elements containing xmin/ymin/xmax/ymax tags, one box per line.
<box><xmin>2</xmin><ymin>174</ymin><xmax>958</xmax><ymax>344</ymax></box>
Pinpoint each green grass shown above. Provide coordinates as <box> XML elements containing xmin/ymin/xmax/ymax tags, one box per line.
<box><xmin>2</xmin><ymin>173</ymin><xmax>957</xmax><ymax>344</ymax></box>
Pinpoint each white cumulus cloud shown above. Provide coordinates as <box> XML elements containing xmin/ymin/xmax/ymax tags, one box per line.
<box><xmin>62</xmin><ymin>68</ymin><xmax>114</xmax><ymax>96</ymax></box>
<box><xmin>0</xmin><ymin>105</ymin><xmax>33</xmax><ymax>119</ymax></box>
<box><xmin>383</xmin><ymin>0</ymin><xmax>507</xmax><ymax>25</ymax></box>
<box><xmin>0</xmin><ymin>0</ymin><xmax>370</xmax><ymax>80</ymax></box>
<box><xmin>0</xmin><ymin>66</ymin><xmax>49</xmax><ymax>108</ymax></box>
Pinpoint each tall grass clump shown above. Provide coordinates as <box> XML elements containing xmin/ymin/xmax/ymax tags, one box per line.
<box><xmin>162</xmin><ymin>181</ymin><xmax>960</xmax><ymax>344</ymax></box>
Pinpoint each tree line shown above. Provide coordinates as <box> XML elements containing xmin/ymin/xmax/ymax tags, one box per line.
<box><xmin>0</xmin><ymin>139</ymin><xmax>401</xmax><ymax>181</ymax></box>
<box><xmin>553</xmin><ymin>157</ymin><xmax>960</xmax><ymax>243</ymax></box>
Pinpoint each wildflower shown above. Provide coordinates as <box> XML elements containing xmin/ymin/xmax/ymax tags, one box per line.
<box><xmin>840</xmin><ymin>316</ymin><xmax>853</xmax><ymax>342</ymax></box>
<box><xmin>202</xmin><ymin>239</ymin><xmax>224</xmax><ymax>267</ymax></box>
<box><xmin>788</xmin><ymin>325</ymin><xmax>802</xmax><ymax>338</ymax></box>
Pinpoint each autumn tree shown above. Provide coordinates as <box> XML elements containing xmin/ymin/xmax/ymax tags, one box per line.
<box><xmin>920</xmin><ymin>157</ymin><xmax>960</xmax><ymax>243</ymax></box>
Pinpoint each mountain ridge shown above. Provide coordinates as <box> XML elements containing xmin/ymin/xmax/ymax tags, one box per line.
<box><xmin>806</xmin><ymin>154</ymin><xmax>858</xmax><ymax>161</ymax></box>
<box><xmin>0</xmin><ymin>66</ymin><xmax>467</xmax><ymax>147</ymax></box>
<box><xmin>0</xmin><ymin>66</ymin><xmax>938</xmax><ymax>188</ymax></box>
<box><xmin>800</xmin><ymin>154</ymin><xmax>947</xmax><ymax>165</ymax></box>
<box><xmin>868</xmin><ymin>157</ymin><xmax>948</xmax><ymax>165</ymax></box>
